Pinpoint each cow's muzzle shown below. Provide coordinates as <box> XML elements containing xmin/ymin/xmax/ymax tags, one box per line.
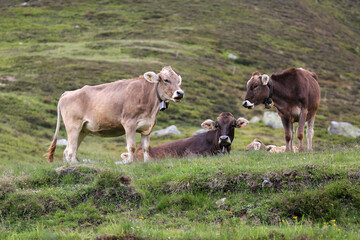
<box><xmin>173</xmin><ymin>90</ymin><xmax>184</xmax><ymax>102</ymax></box>
<box><xmin>219</xmin><ymin>135</ymin><xmax>232</xmax><ymax>153</ymax></box>
<box><xmin>242</xmin><ymin>100</ymin><xmax>254</xmax><ymax>109</ymax></box>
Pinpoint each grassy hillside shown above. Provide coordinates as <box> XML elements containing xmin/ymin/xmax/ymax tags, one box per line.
<box><xmin>0</xmin><ymin>1</ymin><xmax>360</xmax><ymax>239</ymax></box>
<box><xmin>1</xmin><ymin>0</ymin><xmax>360</xmax><ymax>162</ymax></box>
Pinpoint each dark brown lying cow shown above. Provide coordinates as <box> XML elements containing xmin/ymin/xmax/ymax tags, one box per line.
<box><xmin>118</xmin><ymin>112</ymin><xmax>248</xmax><ymax>162</ymax></box>
<box><xmin>242</xmin><ymin>68</ymin><xmax>320</xmax><ymax>152</ymax></box>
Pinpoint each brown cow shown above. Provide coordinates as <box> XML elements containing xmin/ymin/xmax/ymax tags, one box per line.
<box><xmin>47</xmin><ymin>66</ymin><xmax>184</xmax><ymax>163</ymax></box>
<box><xmin>242</xmin><ymin>68</ymin><xmax>320</xmax><ymax>152</ymax></box>
<box><xmin>118</xmin><ymin>112</ymin><xmax>249</xmax><ymax>162</ymax></box>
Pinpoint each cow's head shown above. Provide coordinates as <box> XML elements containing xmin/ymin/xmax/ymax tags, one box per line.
<box><xmin>242</xmin><ymin>71</ymin><xmax>271</xmax><ymax>109</ymax></box>
<box><xmin>144</xmin><ymin>66</ymin><xmax>184</xmax><ymax>103</ymax></box>
<box><xmin>245</xmin><ymin>139</ymin><xmax>268</xmax><ymax>151</ymax></box>
<box><xmin>201</xmin><ymin>112</ymin><xmax>248</xmax><ymax>153</ymax></box>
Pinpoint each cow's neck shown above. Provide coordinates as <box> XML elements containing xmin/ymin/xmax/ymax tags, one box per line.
<box><xmin>264</xmin><ymin>78</ymin><xmax>274</xmax><ymax>109</ymax></box>
<box><xmin>270</xmin><ymin>79</ymin><xmax>290</xmax><ymax>113</ymax></box>
<box><xmin>156</xmin><ymin>82</ymin><xmax>168</xmax><ymax>111</ymax></box>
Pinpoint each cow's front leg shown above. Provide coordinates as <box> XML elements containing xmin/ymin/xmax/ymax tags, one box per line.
<box><xmin>306</xmin><ymin>117</ymin><xmax>315</xmax><ymax>152</ymax></box>
<box><xmin>296</xmin><ymin>109</ymin><xmax>308</xmax><ymax>152</ymax></box>
<box><xmin>289</xmin><ymin>122</ymin><xmax>294</xmax><ymax>152</ymax></box>
<box><xmin>125</xmin><ymin>127</ymin><xmax>136</xmax><ymax>163</ymax></box>
<box><xmin>141</xmin><ymin>134</ymin><xmax>150</xmax><ymax>162</ymax></box>
<box><xmin>281</xmin><ymin>117</ymin><xmax>292</xmax><ymax>152</ymax></box>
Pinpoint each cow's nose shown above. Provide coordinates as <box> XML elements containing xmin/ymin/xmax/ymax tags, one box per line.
<box><xmin>219</xmin><ymin>135</ymin><xmax>230</xmax><ymax>143</ymax></box>
<box><xmin>175</xmin><ymin>90</ymin><xmax>184</xmax><ymax>99</ymax></box>
<box><xmin>242</xmin><ymin>100</ymin><xmax>254</xmax><ymax>108</ymax></box>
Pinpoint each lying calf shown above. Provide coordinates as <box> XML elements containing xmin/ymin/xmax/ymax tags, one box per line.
<box><xmin>120</xmin><ymin>112</ymin><xmax>248</xmax><ymax>162</ymax></box>
<box><xmin>246</xmin><ymin>139</ymin><xmax>298</xmax><ymax>153</ymax></box>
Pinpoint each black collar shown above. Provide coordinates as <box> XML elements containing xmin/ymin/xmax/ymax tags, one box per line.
<box><xmin>264</xmin><ymin>78</ymin><xmax>274</xmax><ymax>109</ymax></box>
<box><xmin>156</xmin><ymin>82</ymin><xmax>168</xmax><ymax>111</ymax></box>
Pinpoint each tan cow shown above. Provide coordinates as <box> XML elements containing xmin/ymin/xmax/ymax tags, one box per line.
<box><xmin>267</xmin><ymin>145</ymin><xmax>299</xmax><ymax>153</ymax></box>
<box><xmin>245</xmin><ymin>138</ymin><xmax>299</xmax><ymax>153</ymax></box>
<box><xmin>47</xmin><ymin>66</ymin><xmax>184</xmax><ymax>163</ymax></box>
<box><xmin>245</xmin><ymin>139</ymin><xmax>268</xmax><ymax>151</ymax></box>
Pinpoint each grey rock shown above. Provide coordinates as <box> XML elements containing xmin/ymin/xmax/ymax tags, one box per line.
<box><xmin>262</xmin><ymin>179</ymin><xmax>273</xmax><ymax>188</ymax></box>
<box><xmin>56</xmin><ymin>139</ymin><xmax>68</xmax><ymax>146</ymax></box>
<box><xmin>215</xmin><ymin>198</ymin><xmax>226</xmax><ymax>208</ymax></box>
<box><xmin>249</xmin><ymin>116</ymin><xmax>261</xmax><ymax>123</ymax></box>
<box><xmin>263</xmin><ymin>111</ymin><xmax>283</xmax><ymax>129</ymax></box>
<box><xmin>227</xmin><ymin>53</ymin><xmax>238</xmax><ymax>60</ymax></box>
<box><xmin>193</xmin><ymin>129</ymin><xmax>208</xmax><ymax>136</ymax></box>
<box><xmin>328</xmin><ymin>121</ymin><xmax>360</xmax><ymax>138</ymax></box>
<box><xmin>151</xmin><ymin>125</ymin><xmax>181</xmax><ymax>136</ymax></box>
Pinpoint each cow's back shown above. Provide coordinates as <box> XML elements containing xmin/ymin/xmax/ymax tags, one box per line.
<box><xmin>271</xmin><ymin>68</ymin><xmax>320</xmax><ymax>121</ymax></box>
<box><xmin>58</xmin><ymin>77</ymin><xmax>158</xmax><ymax>136</ymax></box>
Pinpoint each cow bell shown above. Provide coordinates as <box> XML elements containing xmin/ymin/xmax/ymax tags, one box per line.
<box><xmin>159</xmin><ymin>101</ymin><xmax>168</xmax><ymax>111</ymax></box>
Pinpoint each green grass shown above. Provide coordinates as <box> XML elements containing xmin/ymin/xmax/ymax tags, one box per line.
<box><xmin>1</xmin><ymin>150</ymin><xmax>360</xmax><ymax>239</ymax></box>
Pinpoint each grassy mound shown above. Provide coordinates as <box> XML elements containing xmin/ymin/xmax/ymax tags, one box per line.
<box><xmin>1</xmin><ymin>149</ymin><xmax>360</xmax><ymax>239</ymax></box>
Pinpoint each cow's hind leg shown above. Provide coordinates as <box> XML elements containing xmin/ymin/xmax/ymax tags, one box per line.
<box><xmin>296</xmin><ymin>109</ymin><xmax>308</xmax><ymax>152</ymax></box>
<box><xmin>306</xmin><ymin>116</ymin><xmax>315</xmax><ymax>152</ymax></box>
<box><xmin>141</xmin><ymin>134</ymin><xmax>150</xmax><ymax>162</ymax></box>
<box><xmin>281</xmin><ymin>118</ymin><xmax>292</xmax><ymax>152</ymax></box>
<box><xmin>63</xmin><ymin>122</ymin><xmax>84</xmax><ymax>163</ymax></box>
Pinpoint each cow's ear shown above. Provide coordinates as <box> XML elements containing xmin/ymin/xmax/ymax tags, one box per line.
<box><xmin>144</xmin><ymin>71</ymin><xmax>159</xmax><ymax>83</ymax></box>
<box><xmin>178</xmin><ymin>75</ymin><xmax>182</xmax><ymax>85</ymax></box>
<box><xmin>120</xmin><ymin>153</ymin><xmax>129</xmax><ymax>160</ymax></box>
<box><xmin>236</xmin><ymin>117</ymin><xmax>249</xmax><ymax>128</ymax></box>
<box><xmin>261</xmin><ymin>74</ymin><xmax>270</xmax><ymax>85</ymax></box>
<box><xmin>201</xmin><ymin>119</ymin><xmax>215</xmax><ymax>129</ymax></box>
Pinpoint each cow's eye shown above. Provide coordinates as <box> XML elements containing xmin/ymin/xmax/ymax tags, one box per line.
<box><xmin>164</xmin><ymin>79</ymin><xmax>170</xmax><ymax>83</ymax></box>
<box><xmin>253</xmin><ymin>85</ymin><xmax>258</xmax><ymax>89</ymax></box>
<box><xmin>232</xmin><ymin>124</ymin><xmax>236</xmax><ymax>128</ymax></box>
<box><xmin>214</xmin><ymin>123</ymin><xmax>219</xmax><ymax>128</ymax></box>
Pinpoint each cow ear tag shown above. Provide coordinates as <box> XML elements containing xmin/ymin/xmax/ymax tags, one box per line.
<box><xmin>159</xmin><ymin>101</ymin><xmax>168</xmax><ymax>111</ymax></box>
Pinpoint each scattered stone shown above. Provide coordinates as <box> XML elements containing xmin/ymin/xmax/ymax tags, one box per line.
<box><xmin>227</xmin><ymin>53</ymin><xmax>238</xmax><ymax>60</ymax></box>
<box><xmin>193</xmin><ymin>129</ymin><xmax>208</xmax><ymax>136</ymax></box>
<box><xmin>19</xmin><ymin>42</ymin><xmax>23</xmax><ymax>45</ymax></box>
<box><xmin>82</xmin><ymin>159</ymin><xmax>93</xmax><ymax>163</ymax></box>
<box><xmin>0</xmin><ymin>76</ymin><xmax>17</xmax><ymax>82</ymax></box>
<box><xmin>56</xmin><ymin>139</ymin><xmax>68</xmax><ymax>146</ymax></box>
<box><xmin>21</xmin><ymin>2</ymin><xmax>28</xmax><ymax>6</ymax></box>
<box><xmin>75</xmin><ymin>25</ymin><xmax>80</xmax><ymax>28</ymax></box>
<box><xmin>328</xmin><ymin>121</ymin><xmax>360</xmax><ymax>138</ymax></box>
<box><xmin>262</xmin><ymin>178</ymin><xmax>273</xmax><ymax>188</ymax></box>
<box><xmin>114</xmin><ymin>160</ymin><xmax>131</xmax><ymax>165</ymax></box>
<box><xmin>215</xmin><ymin>197</ymin><xmax>226</xmax><ymax>208</ymax></box>
<box><xmin>282</xmin><ymin>169</ymin><xmax>293</xmax><ymax>176</ymax></box>
<box><xmin>249</xmin><ymin>116</ymin><xmax>261</xmax><ymax>123</ymax></box>
<box><xmin>151</xmin><ymin>125</ymin><xmax>181</xmax><ymax>136</ymax></box>
<box><xmin>263</xmin><ymin>111</ymin><xmax>283</xmax><ymax>129</ymax></box>
<box><xmin>0</xmin><ymin>83</ymin><xmax>6</xmax><ymax>88</ymax></box>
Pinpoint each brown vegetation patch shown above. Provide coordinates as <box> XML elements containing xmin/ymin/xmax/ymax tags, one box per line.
<box><xmin>95</xmin><ymin>234</ymin><xmax>139</xmax><ymax>240</ymax></box>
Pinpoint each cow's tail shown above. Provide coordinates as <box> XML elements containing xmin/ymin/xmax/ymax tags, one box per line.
<box><xmin>47</xmin><ymin>102</ymin><xmax>62</xmax><ymax>163</ymax></box>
